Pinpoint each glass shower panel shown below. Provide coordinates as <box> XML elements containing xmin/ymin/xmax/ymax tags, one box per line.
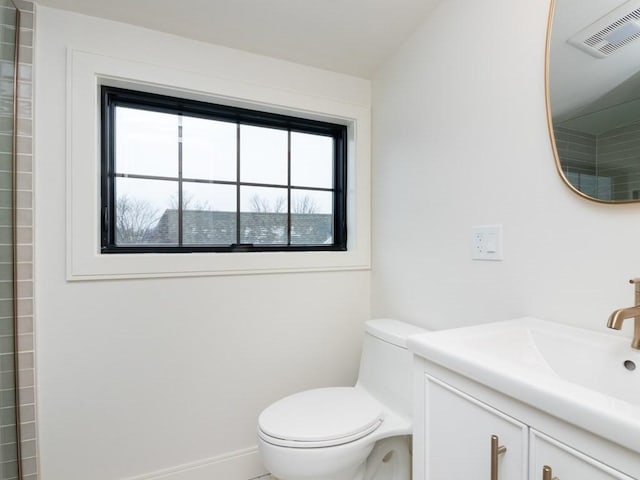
<box><xmin>0</xmin><ymin>1</ymin><xmax>19</xmax><ymax>479</ymax></box>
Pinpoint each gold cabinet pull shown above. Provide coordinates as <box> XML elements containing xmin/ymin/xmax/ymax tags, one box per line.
<box><xmin>543</xmin><ymin>465</ymin><xmax>559</xmax><ymax>480</ymax></box>
<box><xmin>490</xmin><ymin>435</ymin><xmax>507</xmax><ymax>480</ymax></box>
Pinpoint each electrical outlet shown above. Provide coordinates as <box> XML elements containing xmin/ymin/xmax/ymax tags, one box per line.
<box><xmin>472</xmin><ymin>225</ymin><xmax>503</xmax><ymax>261</ymax></box>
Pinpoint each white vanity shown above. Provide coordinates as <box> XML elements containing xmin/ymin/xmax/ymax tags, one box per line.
<box><xmin>409</xmin><ymin>317</ymin><xmax>640</xmax><ymax>480</ymax></box>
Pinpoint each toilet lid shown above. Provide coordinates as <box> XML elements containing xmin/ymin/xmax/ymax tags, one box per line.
<box><xmin>258</xmin><ymin>387</ymin><xmax>384</xmax><ymax>448</ymax></box>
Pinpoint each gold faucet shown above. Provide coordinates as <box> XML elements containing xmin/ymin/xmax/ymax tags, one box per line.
<box><xmin>607</xmin><ymin>278</ymin><xmax>640</xmax><ymax>350</ymax></box>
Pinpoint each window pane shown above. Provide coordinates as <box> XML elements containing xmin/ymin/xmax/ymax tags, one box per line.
<box><xmin>291</xmin><ymin>190</ymin><xmax>333</xmax><ymax>245</ymax></box>
<box><xmin>115</xmin><ymin>177</ymin><xmax>178</xmax><ymax>245</ymax></box>
<box><xmin>182</xmin><ymin>116</ymin><xmax>237</xmax><ymax>181</ymax></box>
<box><xmin>115</xmin><ymin>107</ymin><xmax>178</xmax><ymax>178</ymax></box>
<box><xmin>240</xmin><ymin>186</ymin><xmax>287</xmax><ymax>244</ymax></box>
<box><xmin>291</xmin><ymin>132</ymin><xmax>333</xmax><ymax>188</ymax></box>
<box><xmin>240</xmin><ymin>125</ymin><xmax>287</xmax><ymax>185</ymax></box>
<box><xmin>182</xmin><ymin>182</ymin><xmax>237</xmax><ymax>245</ymax></box>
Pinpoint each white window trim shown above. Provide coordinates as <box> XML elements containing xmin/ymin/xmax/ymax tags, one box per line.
<box><xmin>66</xmin><ymin>49</ymin><xmax>371</xmax><ymax>280</ymax></box>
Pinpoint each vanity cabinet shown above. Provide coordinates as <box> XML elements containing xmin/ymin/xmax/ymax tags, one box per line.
<box><xmin>420</xmin><ymin>374</ymin><xmax>636</xmax><ymax>480</ymax></box>
<box><xmin>530</xmin><ymin>430</ymin><xmax>635</xmax><ymax>480</ymax></box>
<box><xmin>424</xmin><ymin>376</ymin><xmax>528</xmax><ymax>479</ymax></box>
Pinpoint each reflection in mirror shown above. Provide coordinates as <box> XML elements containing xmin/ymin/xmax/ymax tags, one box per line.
<box><xmin>547</xmin><ymin>0</ymin><xmax>640</xmax><ymax>202</ymax></box>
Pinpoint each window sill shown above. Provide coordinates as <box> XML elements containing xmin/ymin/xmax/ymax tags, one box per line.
<box><xmin>68</xmin><ymin>249</ymin><xmax>369</xmax><ymax>281</ymax></box>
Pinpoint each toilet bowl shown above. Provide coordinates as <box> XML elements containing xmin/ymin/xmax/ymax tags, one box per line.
<box><xmin>257</xmin><ymin>319</ymin><xmax>426</xmax><ymax>480</ymax></box>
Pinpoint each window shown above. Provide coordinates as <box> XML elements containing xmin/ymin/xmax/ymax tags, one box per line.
<box><xmin>101</xmin><ymin>87</ymin><xmax>347</xmax><ymax>253</ymax></box>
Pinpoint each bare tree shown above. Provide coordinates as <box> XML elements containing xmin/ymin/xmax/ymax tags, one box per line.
<box><xmin>250</xmin><ymin>194</ymin><xmax>285</xmax><ymax>213</ymax></box>
<box><xmin>250</xmin><ymin>194</ymin><xmax>318</xmax><ymax>214</ymax></box>
<box><xmin>292</xmin><ymin>195</ymin><xmax>318</xmax><ymax>214</ymax></box>
<box><xmin>169</xmin><ymin>193</ymin><xmax>213</xmax><ymax>211</ymax></box>
<box><xmin>116</xmin><ymin>195</ymin><xmax>160</xmax><ymax>244</ymax></box>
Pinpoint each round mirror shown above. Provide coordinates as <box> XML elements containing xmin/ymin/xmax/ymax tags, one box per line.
<box><xmin>547</xmin><ymin>0</ymin><xmax>640</xmax><ymax>203</ymax></box>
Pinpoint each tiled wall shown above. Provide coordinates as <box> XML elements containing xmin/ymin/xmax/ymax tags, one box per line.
<box><xmin>0</xmin><ymin>1</ymin><xmax>18</xmax><ymax>478</ymax></box>
<box><xmin>552</xmin><ymin>126</ymin><xmax>597</xmax><ymax>175</ymax></box>
<box><xmin>0</xmin><ymin>1</ymin><xmax>33</xmax><ymax>478</ymax></box>
<box><xmin>552</xmin><ymin>126</ymin><xmax>609</xmax><ymax>199</ymax></box>
<box><xmin>13</xmin><ymin>1</ymin><xmax>35</xmax><ymax>479</ymax></box>
<box><xmin>554</xmin><ymin>122</ymin><xmax>640</xmax><ymax>201</ymax></box>
<box><xmin>597</xmin><ymin>121</ymin><xmax>640</xmax><ymax>200</ymax></box>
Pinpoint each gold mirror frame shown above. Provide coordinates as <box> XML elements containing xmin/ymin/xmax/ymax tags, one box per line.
<box><xmin>545</xmin><ymin>0</ymin><xmax>640</xmax><ymax>204</ymax></box>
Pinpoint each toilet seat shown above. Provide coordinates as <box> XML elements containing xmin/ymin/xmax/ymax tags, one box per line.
<box><xmin>258</xmin><ymin>387</ymin><xmax>384</xmax><ymax>448</ymax></box>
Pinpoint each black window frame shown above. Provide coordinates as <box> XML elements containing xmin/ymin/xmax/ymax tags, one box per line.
<box><xmin>100</xmin><ymin>86</ymin><xmax>348</xmax><ymax>254</ymax></box>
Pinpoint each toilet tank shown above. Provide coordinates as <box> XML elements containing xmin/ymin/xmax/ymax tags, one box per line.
<box><xmin>356</xmin><ymin>319</ymin><xmax>427</xmax><ymax>419</ymax></box>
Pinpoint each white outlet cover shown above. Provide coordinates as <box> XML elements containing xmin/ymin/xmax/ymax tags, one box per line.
<box><xmin>472</xmin><ymin>225</ymin><xmax>503</xmax><ymax>261</ymax></box>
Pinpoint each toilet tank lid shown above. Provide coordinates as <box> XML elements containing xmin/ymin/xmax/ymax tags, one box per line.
<box><xmin>365</xmin><ymin>319</ymin><xmax>427</xmax><ymax>348</ymax></box>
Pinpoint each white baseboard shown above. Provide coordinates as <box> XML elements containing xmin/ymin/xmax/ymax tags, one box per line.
<box><xmin>122</xmin><ymin>446</ymin><xmax>268</xmax><ymax>480</ymax></box>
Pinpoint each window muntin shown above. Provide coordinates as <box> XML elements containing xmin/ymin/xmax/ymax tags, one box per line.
<box><xmin>101</xmin><ymin>87</ymin><xmax>347</xmax><ymax>253</ymax></box>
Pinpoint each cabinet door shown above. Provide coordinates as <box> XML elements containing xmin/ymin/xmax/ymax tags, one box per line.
<box><xmin>423</xmin><ymin>375</ymin><xmax>528</xmax><ymax>480</ymax></box>
<box><xmin>530</xmin><ymin>430</ymin><xmax>636</xmax><ymax>480</ymax></box>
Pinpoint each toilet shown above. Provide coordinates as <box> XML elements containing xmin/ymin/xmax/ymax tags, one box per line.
<box><xmin>257</xmin><ymin>319</ymin><xmax>426</xmax><ymax>480</ymax></box>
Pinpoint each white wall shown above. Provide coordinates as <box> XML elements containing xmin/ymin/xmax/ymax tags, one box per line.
<box><xmin>35</xmin><ymin>7</ymin><xmax>370</xmax><ymax>480</ymax></box>
<box><xmin>371</xmin><ymin>0</ymin><xmax>640</xmax><ymax>341</ymax></box>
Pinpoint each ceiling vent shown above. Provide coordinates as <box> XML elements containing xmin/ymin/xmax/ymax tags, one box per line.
<box><xmin>568</xmin><ymin>0</ymin><xmax>640</xmax><ymax>58</ymax></box>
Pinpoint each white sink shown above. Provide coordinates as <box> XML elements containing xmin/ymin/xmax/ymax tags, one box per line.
<box><xmin>408</xmin><ymin>317</ymin><xmax>640</xmax><ymax>453</ymax></box>
<box><xmin>530</xmin><ymin>324</ymin><xmax>640</xmax><ymax>404</ymax></box>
